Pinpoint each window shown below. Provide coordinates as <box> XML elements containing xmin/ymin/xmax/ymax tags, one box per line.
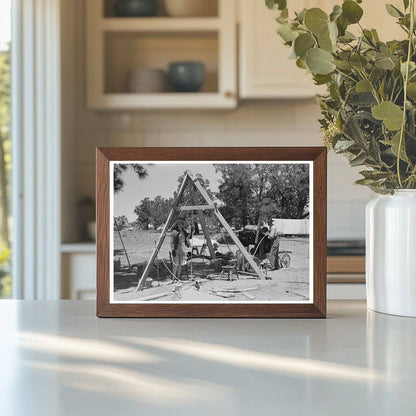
<box><xmin>0</xmin><ymin>0</ymin><xmax>11</xmax><ymax>298</ymax></box>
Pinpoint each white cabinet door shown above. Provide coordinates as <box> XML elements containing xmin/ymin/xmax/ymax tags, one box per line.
<box><xmin>239</xmin><ymin>0</ymin><xmax>322</xmax><ymax>99</ymax></box>
<box><xmin>238</xmin><ymin>0</ymin><xmax>403</xmax><ymax>99</ymax></box>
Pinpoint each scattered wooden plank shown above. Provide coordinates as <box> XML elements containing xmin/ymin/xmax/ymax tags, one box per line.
<box><xmin>138</xmin><ymin>292</ymin><xmax>170</xmax><ymax>301</ymax></box>
<box><xmin>241</xmin><ymin>292</ymin><xmax>256</xmax><ymax>300</ymax></box>
<box><xmin>220</xmin><ymin>286</ymin><xmax>259</xmax><ymax>293</ymax></box>
<box><xmin>210</xmin><ymin>291</ymin><xmax>236</xmax><ymax>298</ymax></box>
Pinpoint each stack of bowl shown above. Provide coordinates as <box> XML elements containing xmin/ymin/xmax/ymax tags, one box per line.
<box><xmin>127</xmin><ymin>68</ymin><xmax>167</xmax><ymax>93</ymax></box>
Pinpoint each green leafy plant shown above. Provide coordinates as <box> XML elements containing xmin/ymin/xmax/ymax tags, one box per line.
<box><xmin>266</xmin><ymin>0</ymin><xmax>416</xmax><ymax>193</ymax></box>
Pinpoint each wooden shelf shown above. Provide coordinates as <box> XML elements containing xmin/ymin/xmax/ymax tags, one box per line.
<box><xmin>89</xmin><ymin>92</ymin><xmax>235</xmax><ymax>110</ymax></box>
<box><xmin>101</xmin><ymin>17</ymin><xmax>221</xmax><ymax>32</ymax></box>
<box><xmin>61</xmin><ymin>242</ymin><xmax>96</xmax><ymax>254</ymax></box>
<box><xmin>86</xmin><ymin>0</ymin><xmax>237</xmax><ymax>110</ymax></box>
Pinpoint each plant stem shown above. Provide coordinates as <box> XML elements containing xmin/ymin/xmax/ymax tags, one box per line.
<box><xmin>397</xmin><ymin>0</ymin><xmax>415</xmax><ymax>188</ymax></box>
<box><xmin>334</xmin><ymin>68</ymin><xmax>357</xmax><ymax>83</ymax></box>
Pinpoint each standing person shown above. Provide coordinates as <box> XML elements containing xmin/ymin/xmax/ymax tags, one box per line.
<box><xmin>268</xmin><ymin>221</ymin><xmax>280</xmax><ymax>270</ymax></box>
<box><xmin>170</xmin><ymin>220</ymin><xmax>190</xmax><ymax>280</ymax></box>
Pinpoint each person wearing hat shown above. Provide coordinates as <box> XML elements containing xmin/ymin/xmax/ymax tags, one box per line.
<box><xmin>170</xmin><ymin>220</ymin><xmax>190</xmax><ymax>280</ymax></box>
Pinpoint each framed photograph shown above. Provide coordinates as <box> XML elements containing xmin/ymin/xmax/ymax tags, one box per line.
<box><xmin>96</xmin><ymin>147</ymin><xmax>327</xmax><ymax>318</ymax></box>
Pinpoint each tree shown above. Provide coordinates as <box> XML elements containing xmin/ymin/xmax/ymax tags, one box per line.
<box><xmin>268</xmin><ymin>164</ymin><xmax>310</xmax><ymax>219</ymax></box>
<box><xmin>114</xmin><ymin>163</ymin><xmax>148</xmax><ymax>193</ymax></box>
<box><xmin>134</xmin><ymin>196</ymin><xmax>174</xmax><ymax>230</ymax></box>
<box><xmin>175</xmin><ymin>171</ymin><xmax>213</xmax><ymax>203</ymax></box>
<box><xmin>0</xmin><ymin>47</ymin><xmax>10</xmax><ymax>247</ymax></box>
<box><xmin>114</xmin><ymin>215</ymin><xmax>129</xmax><ymax>230</ymax></box>
<box><xmin>214</xmin><ymin>163</ymin><xmax>310</xmax><ymax>225</ymax></box>
<box><xmin>214</xmin><ymin>164</ymin><xmax>255</xmax><ymax>226</ymax></box>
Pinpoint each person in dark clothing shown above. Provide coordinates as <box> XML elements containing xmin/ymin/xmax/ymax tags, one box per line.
<box><xmin>268</xmin><ymin>222</ymin><xmax>280</xmax><ymax>270</ymax></box>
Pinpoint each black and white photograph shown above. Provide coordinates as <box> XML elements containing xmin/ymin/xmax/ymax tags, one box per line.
<box><xmin>110</xmin><ymin>161</ymin><xmax>313</xmax><ymax>303</ymax></box>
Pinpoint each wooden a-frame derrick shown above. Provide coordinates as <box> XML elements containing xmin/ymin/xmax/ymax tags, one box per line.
<box><xmin>135</xmin><ymin>170</ymin><xmax>264</xmax><ymax>291</ymax></box>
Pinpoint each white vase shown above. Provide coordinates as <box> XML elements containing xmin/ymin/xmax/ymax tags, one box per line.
<box><xmin>366</xmin><ymin>190</ymin><xmax>416</xmax><ymax>317</ymax></box>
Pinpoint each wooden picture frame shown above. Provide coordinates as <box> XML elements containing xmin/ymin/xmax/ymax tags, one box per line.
<box><xmin>97</xmin><ymin>147</ymin><xmax>327</xmax><ymax>318</ymax></box>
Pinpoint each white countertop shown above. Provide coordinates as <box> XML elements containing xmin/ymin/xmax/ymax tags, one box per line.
<box><xmin>0</xmin><ymin>300</ymin><xmax>415</xmax><ymax>415</ymax></box>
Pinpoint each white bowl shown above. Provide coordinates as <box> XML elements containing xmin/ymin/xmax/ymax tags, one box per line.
<box><xmin>87</xmin><ymin>221</ymin><xmax>96</xmax><ymax>241</ymax></box>
<box><xmin>127</xmin><ymin>68</ymin><xmax>167</xmax><ymax>93</ymax></box>
<box><xmin>164</xmin><ymin>0</ymin><xmax>217</xmax><ymax>17</ymax></box>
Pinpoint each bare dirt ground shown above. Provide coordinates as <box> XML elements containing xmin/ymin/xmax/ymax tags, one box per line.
<box><xmin>113</xmin><ymin>230</ymin><xmax>310</xmax><ymax>303</ymax></box>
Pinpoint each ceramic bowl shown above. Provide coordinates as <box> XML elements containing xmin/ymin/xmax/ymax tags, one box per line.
<box><xmin>127</xmin><ymin>68</ymin><xmax>167</xmax><ymax>93</ymax></box>
<box><xmin>114</xmin><ymin>0</ymin><xmax>158</xmax><ymax>17</ymax></box>
<box><xmin>168</xmin><ymin>62</ymin><xmax>205</xmax><ymax>93</ymax></box>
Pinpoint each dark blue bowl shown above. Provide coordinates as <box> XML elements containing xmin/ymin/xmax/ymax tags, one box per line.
<box><xmin>169</xmin><ymin>62</ymin><xmax>205</xmax><ymax>93</ymax></box>
<box><xmin>114</xmin><ymin>0</ymin><xmax>158</xmax><ymax>17</ymax></box>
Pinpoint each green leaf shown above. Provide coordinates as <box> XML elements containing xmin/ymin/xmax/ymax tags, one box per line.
<box><xmin>318</xmin><ymin>31</ymin><xmax>333</xmax><ymax>52</ymax></box>
<box><xmin>342</xmin><ymin>0</ymin><xmax>363</xmax><ymax>24</ymax></box>
<box><xmin>371</xmin><ymin>29</ymin><xmax>380</xmax><ymax>42</ymax></box>
<box><xmin>304</xmin><ymin>8</ymin><xmax>329</xmax><ymax>35</ymax></box>
<box><xmin>403</xmin><ymin>0</ymin><xmax>410</xmax><ymax>9</ymax></box>
<box><xmin>295</xmin><ymin>8</ymin><xmax>307</xmax><ymax>22</ymax></box>
<box><xmin>356</xmin><ymin>79</ymin><xmax>372</xmax><ymax>92</ymax></box>
<box><xmin>385</xmin><ymin>4</ymin><xmax>403</xmax><ymax>18</ymax></box>
<box><xmin>360</xmin><ymin>170</ymin><xmax>391</xmax><ymax>180</ymax></box>
<box><xmin>355</xmin><ymin>178</ymin><xmax>377</xmax><ymax>185</ymax></box>
<box><xmin>296</xmin><ymin>57</ymin><xmax>307</xmax><ymax>69</ymax></box>
<box><xmin>369</xmin><ymin>136</ymin><xmax>381</xmax><ymax>162</ymax></box>
<box><xmin>340</xmin><ymin>31</ymin><xmax>356</xmax><ymax>42</ymax></box>
<box><xmin>375</xmin><ymin>56</ymin><xmax>395</xmax><ymax>70</ymax></box>
<box><xmin>330</xmin><ymin>5</ymin><xmax>342</xmax><ymax>22</ymax></box>
<box><xmin>372</xmin><ymin>101</ymin><xmax>404</xmax><ymax>130</ymax></box>
<box><xmin>306</xmin><ymin>48</ymin><xmax>335</xmax><ymax>75</ymax></box>
<box><xmin>382</xmin><ymin>132</ymin><xmax>409</xmax><ymax>162</ymax></box>
<box><xmin>350</xmin><ymin>152</ymin><xmax>368</xmax><ymax>167</ymax></box>
<box><xmin>333</xmin><ymin>59</ymin><xmax>353</xmax><ymax>70</ymax></box>
<box><xmin>350</xmin><ymin>53</ymin><xmax>368</xmax><ymax>69</ymax></box>
<box><xmin>334</xmin><ymin>139</ymin><xmax>355</xmax><ymax>152</ymax></box>
<box><xmin>317</xmin><ymin>22</ymin><xmax>338</xmax><ymax>52</ymax></box>
<box><xmin>336</xmin><ymin>15</ymin><xmax>348</xmax><ymax>36</ymax></box>
<box><xmin>266</xmin><ymin>0</ymin><xmax>287</xmax><ymax>11</ymax></box>
<box><xmin>294</xmin><ymin>33</ymin><xmax>315</xmax><ymax>57</ymax></box>
<box><xmin>313</xmin><ymin>74</ymin><xmax>332</xmax><ymax>85</ymax></box>
<box><xmin>407</xmin><ymin>82</ymin><xmax>416</xmax><ymax>99</ymax></box>
<box><xmin>277</xmin><ymin>23</ymin><xmax>299</xmax><ymax>42</ymax></box>
<box><xmin>401</xmin><ymin>61</ymin><xmax>416</xmax><ymax>76</ymax></box>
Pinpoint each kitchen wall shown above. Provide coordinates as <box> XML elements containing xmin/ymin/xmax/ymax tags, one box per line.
<box><xmin>61</xmin><ymin>0</ymin><xmax>373</xmax><ymax>243</ymax></box>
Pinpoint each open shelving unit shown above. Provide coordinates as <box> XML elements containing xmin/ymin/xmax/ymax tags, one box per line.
<box><xmin>86</xmin><ymin>0</ymin><xmax>237</xmax><ymax>109</ymax></box>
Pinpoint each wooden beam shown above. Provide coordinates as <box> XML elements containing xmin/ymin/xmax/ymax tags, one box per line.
<box><xmin>213</xmin><ymin>208</ymin><xmax>264</xmax><ymax>280</ymax></box>
<box><xmin>189</xmin><ymin>172</ymin><xmax>264</xmax><ymax>280</ymax></box>
<box><xmin>198</xmin><ymin>211</ymin><xmax>216</xmax><ymax>258</ymax></box>
<box><xmin>187</xmin><ymin>181</ymin><xmax>216</xmax><ymax>259</ymax></box>
<box><xmin>136</xmin><ymin>175</ymin><xmax>190</xmax><ymax>291</ymax></box>
<box><xmin>176</xmin><ymin>205</ymin><xmax>214</xmax><ymax>211</ymax></box>
<box><xmin>135</xmin><ymin>209</ymin><xmax>176</xmax><ymax>291</ymax></box>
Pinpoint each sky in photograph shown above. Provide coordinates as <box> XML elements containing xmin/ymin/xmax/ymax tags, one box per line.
<box><xmin>0</xmin><ymin>0</ymin><xmax>11</xmax><ymax>50</ymax></box>
<box><xmin>114</xmin><ymin>163</ymin><xmax>222</xmax><ymax>221</ymax></box>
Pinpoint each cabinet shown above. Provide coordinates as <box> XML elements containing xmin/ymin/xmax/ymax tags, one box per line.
<box><xmin>86</xmin><ymin>0</ymin><xmax>237</xmax><ymax>109</ymax></box>
<box><xmin>238</xmin><ymin>0</ymin><xmax>404</xmax><ymax>99</ymax></box>
<box><xmin>239</xmin><ymin>0</ymin><xmax>324</xmax><ymax>99</ymax></box>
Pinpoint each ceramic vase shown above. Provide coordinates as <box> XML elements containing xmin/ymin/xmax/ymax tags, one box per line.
<box><xmin>366</xmin><ymin>190</ymin><xmax>416</xmax><ymax>317</ymax></box>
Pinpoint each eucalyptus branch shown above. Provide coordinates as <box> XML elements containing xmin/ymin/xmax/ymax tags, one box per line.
<box><xmin>334</xmin><ymin>68</ymin><xmax>358</xmax><ymax>83</ymax></box>
<box><xmin>397</xmin><ymin>0</ymin><xmax>415</xmax><ymax>188</ymax></box>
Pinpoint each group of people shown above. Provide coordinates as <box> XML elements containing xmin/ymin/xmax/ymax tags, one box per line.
<box><xmin>169</xmin><ymin>219</ymin><xmax>281</xmax><ymax>280</ymax></box>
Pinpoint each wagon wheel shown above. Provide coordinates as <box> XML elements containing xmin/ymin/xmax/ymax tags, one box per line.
<box><xmin>279</xmin><ymin>253</ymin><xmax>291</xmax><ymax>268</ymax></box>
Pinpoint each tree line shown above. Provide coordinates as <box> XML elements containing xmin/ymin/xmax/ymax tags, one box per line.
<box><xmin>114</xmin><ymin>163</ymin><xmax>309</xmax><ymax>231</ymax></box>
